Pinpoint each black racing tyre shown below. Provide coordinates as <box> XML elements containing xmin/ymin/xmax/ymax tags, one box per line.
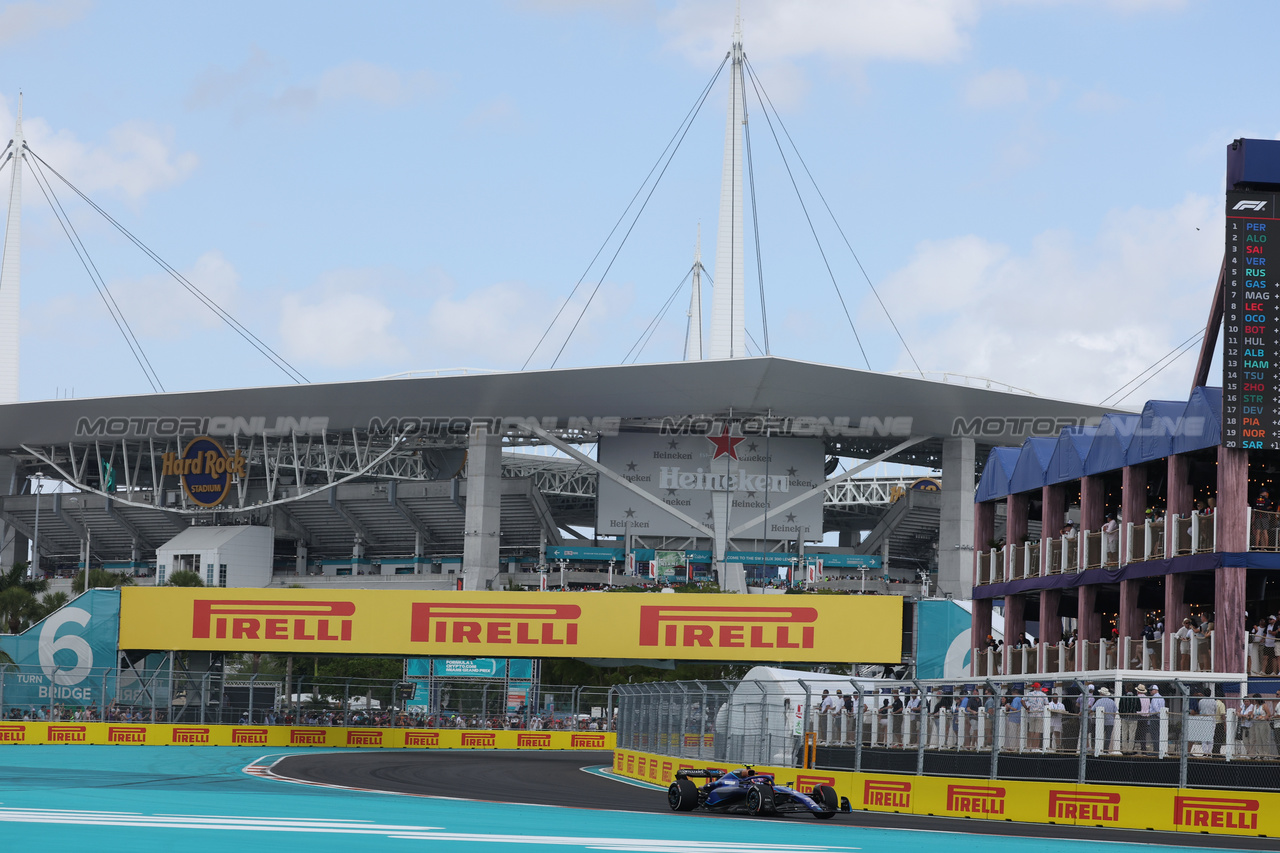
<box><xmin>746</xmin><ymin>782</ymin><xmax>775</xmax><ymax>816</ymax></box>
<box><xmin>812</xmin><ymin>784</ymin><xmax>838</xmax><ymax>819</ymax></box>
<box><xmin>668</xmin><ymin>778</ymin><xmax>699</xmax><ymax>812</ymax></box>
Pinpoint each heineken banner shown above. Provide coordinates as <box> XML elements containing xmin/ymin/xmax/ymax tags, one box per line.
<box><xmin>596</xmin><ymin>432</ymin><xmax>824</xmax><ymax>540</ymax></box>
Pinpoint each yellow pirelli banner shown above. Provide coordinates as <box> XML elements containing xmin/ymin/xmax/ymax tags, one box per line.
<box><xmin>118</xmin><ymin>588</ymin><xmax>901</xmax><ymax>662</ymax></box>
<box><xmin>612</xmin><ymin>748</ymin><xmax>1276</xmax><ymax>838</ymax></box>
<box><xmin>0</xmin><ymin>722</ymin><xmax>612</xmax><ymax>750</ymax></box>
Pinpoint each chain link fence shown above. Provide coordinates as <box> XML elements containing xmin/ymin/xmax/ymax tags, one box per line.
<box><xmin>0</xmin><ymin>662</ymin><xmax>612</xmax><ymax>731</ymax></box>
<box><xmin>616</xmin><ymin>675</ymin><xmax>1280</xmax><ymax>791</ymax></box>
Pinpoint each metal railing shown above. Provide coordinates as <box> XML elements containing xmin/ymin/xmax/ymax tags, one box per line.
<box><xmin>618</xmin><ymin>676</ymin><xmax>1280</xmax><ymax>790</ymax></box>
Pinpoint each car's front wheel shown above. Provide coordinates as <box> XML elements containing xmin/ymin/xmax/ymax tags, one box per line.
<box><xmin>746</xmin><ymin>783</ymin><xmax>775</xmax><ymax>816</ymax></box>
<box><xmin>811</xmin><ymin>784</ymin><xmax>838</xmax><ymax>819</ymax></box>
<box><xmin>668</xmin><ymin>778</ymin><xmax>699</xmax><ymax>812</ymax></box>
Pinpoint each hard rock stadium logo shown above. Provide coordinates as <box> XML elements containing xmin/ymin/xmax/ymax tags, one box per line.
<box><xmin>409</xmin><ymin>602</ymin><xmax>581</xmax><ymax>646</ymax></box>
<box><xmin>638</xmin><ymin>604</ymin><xmax>817</xmax><ymax>650</ymax></box>
<box><xmin>161</xmin><ymin>436</ymin><xmax>247</xmax><ymax>508</ymax></box>
<box><xmin>192</xmin><ymin>599</ymin><xmax>355</xmax><ymax>642</ymax></box>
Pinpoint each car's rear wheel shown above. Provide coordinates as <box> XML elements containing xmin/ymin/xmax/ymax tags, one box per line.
<box><xmin>746</xmin><ymin>783</ymin><xmax>775</xmax><ymax>816</ymax></box>
<box><xmin>668</xmin><ymin>778</ymin><xmax>699</xmax><ymax>812</ymax></box>
<box><xmin>811</xmin><ymin>784</ymin><xmax>838</xmax><ymax>819</ymax></box>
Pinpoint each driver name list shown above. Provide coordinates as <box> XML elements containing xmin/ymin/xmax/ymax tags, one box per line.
<box><xmin>1225</xmin><ymin>191</ymin><xmax>1280</xmax><ymax>449</ymax></box>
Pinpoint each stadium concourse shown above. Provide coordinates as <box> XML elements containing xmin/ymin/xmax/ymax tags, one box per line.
<box><xmin>0</xmin><ymin>356</ymin><xmax>1112</xmax><ymax>598</ymax></box>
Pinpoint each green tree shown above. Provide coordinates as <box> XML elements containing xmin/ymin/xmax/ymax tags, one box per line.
<box><xmin>72</xmin><ymin>568</ymin><xmax>136</xmax><ymax>594</ymax></box>
<box><xmin>0</xmin><ymin>564</ymin><xmax>48</xmax><ymax>633</ymax></box>
<box><xmin>33</xmin><ymin>591</ymin><xmax>69</xmax><ymax>621</ymax></box>
<box><xmin>166</xmin><ymin>570</ymin><xmax>205</xmax><ymax>587</ymax></box>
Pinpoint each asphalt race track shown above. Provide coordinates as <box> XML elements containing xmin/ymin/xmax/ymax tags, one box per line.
<box><xmin>271</xmin><ymin>750</ymin><xmax>1280</xmax><ymax>849</ymax></box>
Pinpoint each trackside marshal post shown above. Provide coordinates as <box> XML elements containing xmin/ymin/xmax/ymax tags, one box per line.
<box><xmin>119</xmin><ymin>588</ymin><xmax>902</xmax><ymax>663</ymax></box>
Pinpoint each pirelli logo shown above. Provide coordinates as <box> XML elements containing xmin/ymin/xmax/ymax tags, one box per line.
<box><xmin>614</xmin><ymin>753</ymin><xmax>625</xmax><ymax>771</ymax></box>
<box><xmin>192</xmin><ymin>599</ymin><xmax>355</xmax><ymax>642</ymax></box>
<box><xmin>461</xmin><ymin>732</ymin><xmax>496</xmax><ymax>747</ymax></box>
<box><xmin>795</xmin><ymin>774</ymin><xmax>836</xmax><ymax>791</ymax></box>
<box><xmin>517</xmin><ymin>733</ymin><xmax>552</xmax><ymax>748</ymax></box>
<box><xmin>410</xmin><ymin>602</ymin><xmax>581</xmax><ymax>646</ymax></box>
<box><xmin>405</xmin><ymin>731</ymin><xmax>440</xmax><ymax>747</ymax></box>
<box><xmin>290</xmin><ymin>728</ymin><xmax>328</xmax><ymax>745</ymax></box>
<box><xmin>0</xmin><ymin>724</ymin><xmax>26</xmax><ymax>743</ymax></box>
<box><xmin>638</xmin><ymin>605</ymin><xmax>817</xmax><ymax>649</ymax></box>
<box><xmin>347</xmin><ymin>730</ymin><xmax>383</xmax><ymax>746</ymax></box>
<box><xmin>1048</xmin><ymin>790</ymin><xmax>1120</xmax><ymax>822</ymax></box>
<box><xmin>626</xmin><ymin>754</ymin><xmax>635</xmax><ymax>774</ymax></box>
<box><xmin>108</xmin><ymin>725</ymin><xmax>147</xmax><ymax>744</ymax></box>
<box><xmin>231</xmin><ymin>728</ymin><xmax>268</xmax><ymax>745</ymax></box>
<box><xmin>172</xmin><ymin>727</ymin><xmax>212</xmax><ymax>744</ymax></box>
<box><xmin>1174</xmin><ymin>796</ymin><xmax>1260</xmax><ymax>830</ymax></box>
<box><xmin>864</xmin><ymin>779</ymin><xmax>911</xmax><ymax>809</ymax></box>
<box><xmin>571</xmin><ymin>734</ymin><xmax>607</xmax><ymax>748</ymax></box>
<box><xmin>947</xmin><ymin>785</ymin><xmax>1006</xmax><ymax>816</ymax></box>
<box><xmin>46</xmin><ymin>724</ymin><xmax>87</xmax><ymax>743</ymax></box>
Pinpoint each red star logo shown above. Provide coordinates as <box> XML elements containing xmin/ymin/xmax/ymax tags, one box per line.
<box><xmin>707</xmin><ymin>425</ymin><xmax>745</xmax><ymax>460</ymax></box>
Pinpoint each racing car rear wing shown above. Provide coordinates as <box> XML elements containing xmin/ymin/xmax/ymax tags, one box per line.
<box><xmin>673</xmin><ymin>768</ymin><xmax>727</xmax><ymax>779</ymax></box>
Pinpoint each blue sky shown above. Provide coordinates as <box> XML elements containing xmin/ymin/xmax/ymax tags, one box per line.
<box><xmin>0</xmin><ymin>0</ymin><xmax>1259</xmax><ymax>406</ymax></box>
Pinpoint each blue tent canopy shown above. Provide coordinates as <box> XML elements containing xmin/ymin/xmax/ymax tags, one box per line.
<box><xmin>1082</xmin><ymin>412</ymin><xmax>1140</xmax><ymax>477</ymax></box>
<box><xmin>1046</xmin><ymin>426</ymin><xmax>1097</xmax><ymax>485</ymax></box>
<box><xmin>1009</xmin><ymin>437</ymin><xmax>1057</xmax><ymax>494</ymax></box>
<box><xmin>1173</xmin><ymin>386</ymin><xmax>1222</xmax><ymax>454</ymax></box>
<box><xmin>1127</xmin><ymin>400</ymin><xmax>1187</xmax><ymax>466</ymax></box>
<box><xmin>976</xmin><ymin>446</ymin><xmax>1022</xmax><ymax>503</ymax></box>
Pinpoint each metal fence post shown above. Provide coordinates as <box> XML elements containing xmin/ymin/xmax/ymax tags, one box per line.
<box><xmin>1176</xmin><ymin>680</ymin><xmax>1190</xmax><ymax>789</ymax></box>
<box><xmin>853</xmin><ymin>682</ymin><xmax>864</xmax><ymax>773</ymax></box>
<box><xmin>913</xmin><ymin>681</ymin><xmax>926</xmax><ymax>775</ymax></box>
<box><xmin>798</xmin><ymin>680</ymin><xmax>812</xmax><ymax>769</ymax></box>
<box><xmin>1076</xmin><ymin>680</ymin><xmax>1089</xmax><ymax>784</ymax></box>
<box><xmin>693</xmin><ymin>680</ymin><xmax>708</xmax><ymax>761</ymax></box>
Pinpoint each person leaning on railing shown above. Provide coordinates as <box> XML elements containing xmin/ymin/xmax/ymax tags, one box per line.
<box><xmin>1253</xmin><ymin>489</ymin><xmax>1275</xmax><ymax>550</ymax></box>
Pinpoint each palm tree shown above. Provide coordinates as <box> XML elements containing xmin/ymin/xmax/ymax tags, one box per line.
<box><xmin>0</xmin><ymin>565</ymin><xmax>48</xmax><ymax>633</ymax></box>
<box><xmin>165</xmin><ymin>570</ymin><xmax>204</xmax><ymax>587</ymax></box>
<box><xmin>34</xmin><ymin>591</ymin><xmax>69</xmax><ymax>620</ymax></box>
<box><xmin>71</xmin><ymin>568</ymin><xmax>136</xmax><ymax>595</ymax></box>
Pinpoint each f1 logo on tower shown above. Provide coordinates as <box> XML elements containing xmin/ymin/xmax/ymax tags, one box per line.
<box><xmin>1234</xmin><ymin>200</ymin><xmax>1268</xmax><ymax>211</ymax></box>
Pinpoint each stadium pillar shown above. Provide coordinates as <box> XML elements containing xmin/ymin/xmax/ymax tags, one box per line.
<box><xmin>0</xmin><ymin>457</ymin><xmax>28</xmax><ymax>569</ymax></box>
<box><xmin>463</xmin><ymin>426</ymin><xmax>503</xmax><ymax>590</ymax></box>
<box><xmin>1002</xmin><ymin>594</ymin><xmax>1024</xmax><ymax>672</ymax></box>
<box><xmin>973</xmin><ymin>499</ymin><xmax>994</xmax><ymax>586</ymax></box>
<box><xmin>1164</xmin><ymin>573</ymin><xmax>1189</xmax><ymax>669</ymax></box>
<box><xmin>1041</xmin><ymin>483</ymin><xmax>1065</xmax><ymax>571</ymax></box>
<box><xmin>1168</xmin><ymin>453</ymin><xmax>1192</xmax><ymax>519</ymax></box>
<box><xmin>1118</xmin><ymin>579</ymin><xmax>1141</xmax><ymax>644</ymax></box>
<box><xmin>1040</xmin><ymin>588</ymin><xmax>1062</xmax><ymax>645</ymax></box>
<box><xmin>937</xmin><ymin>437</ymin><xmax>975</xmax><ymax>598</ymax></box>
<box><xmin>1121</xmin><ymin>465</ymin><xmax>1146</xmax><ymax>565</ymax></box>
<box><xmin>971</xmin><ymin>597</ymin><xmax>992</xmax><ymax>676</ymax></box>
<box><xmin>1214</xmin><ymin>565</ymin><xmax>1246</xmax><ymax>673</ymax></box>
<box><xmin>1216</xmin><ymin>445</ymin><xmax>1248</xmax><ymax>552</ymax></box>
<box><xmin>1076</xmin><ymin>584</ymin><xmax>1099</xmax><ymax>670</ymax></box>
<box><xmin>1006</xmin><ymin>493</ymin><xmax>1028</xmax><ymax>547</ymax></box>
<box><xmin>1080</xmin><ymin>475</ymin><xmax>1103</xmax><ymax>532</ymax></box>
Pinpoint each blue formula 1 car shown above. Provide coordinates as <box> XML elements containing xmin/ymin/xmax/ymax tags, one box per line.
<box><xmin>666</xmin><ymin>767</ymin><xmax>847</xmax><ymax>819</ymax></box>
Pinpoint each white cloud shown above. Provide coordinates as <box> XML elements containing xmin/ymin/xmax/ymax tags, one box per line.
<box><xmin>661</xmin><ymin>0</ymin><xmax>980</xmax><ymax>66</ymax></box>
<box><xmin>279</xmin><ymin>290</ymin><xmax>407</xmax><ymax>368</ymax></box>
<box><xmin>109</xmin><ymin>251</ymin><xmax>241</xmax><ymax>338</ymax></box>
<box><xmin>462</xmin><ymin>97</ymin><xmax>521</xmax><ymax>131</ymax></box>
<box><xmin>187</xmin><ymin>52</ymin><xmax>436</xmax><ymax>117</ymax></box>
<box><xmin>0</xmin><ymin>96</ymin><xmax>197</xmax><ymax>201</ymax></box>
<box><xmin>876</xmin><ymin>194</ymin><xmax>1221</xmax><ymax>404</ymax></box>
<box><xmin>0</xmin><ymin>0</ymin><xmax>90</xmax><ymax>46</ymax></box>
<box><xmin>1074</xmin><ymin>87</ymin><xmax>1128</xmax><ymax>113</ymax></box>
<box><xmin>962</xmin><ymin>68</ymin><xmax>1030</xmax><ymax>109</ymax></box>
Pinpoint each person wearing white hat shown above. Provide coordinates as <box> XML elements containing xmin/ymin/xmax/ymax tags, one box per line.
<box><xmin>1095</xmin><ymin>687</ymin><xmax>1118</xmax><ymax>753</ymax></box>
<box><xmin>1134</xmin><ymin>685</ymin><xmax>1152</xmax><ymax>754</ymax></box>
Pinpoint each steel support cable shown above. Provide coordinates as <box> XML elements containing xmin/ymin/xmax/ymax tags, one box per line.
<box><xmin>740</xmin><ymin>59</ymin><xmax>869</xmax><ymax>370</ymax></box>
<box><xmin>26</xmin><ymin>151</ymin><xmax>162</xmax><ymax>392</ymax></box>
<box><xmin>1099</xmin><ymin>330</ymin><xmax>1205</xmax><ymax>407</ymax></box>
<box><xmin>629</xmin><ymin>270</ymin><xmax>691</xmax><ymax>364</ymax></box>
<box><xmin>741</xmin><ymin>68</ymin><xmax>770</xmax><ymax>355</ymax></box>
<box><xmin>549</xmin><ymin>59</ymin><xmax>728</xmax><ymax>370</ymax></box>
<box><xmin>1114</xmin><ymin>334</ymin><xmax>1204</xmax><ymax>407</ymax></box>
<box><xmin>745</xmin><ymin>56</ymin><xmax>922</xmax><ymax>376</ymax></box>
<box><xmin>622</xmin><ymin>268</ymin><xmax>691</xmax><ymax>364</ymax></box>
<box><xmin>522</xmin><ymin>54</ymin><xmax>730</xmax><ymax>371</ymax></box>
<box><xmin>24</xmin><ymin>147</ymin><xmax>308</xmax><ymax>384</ymax></box>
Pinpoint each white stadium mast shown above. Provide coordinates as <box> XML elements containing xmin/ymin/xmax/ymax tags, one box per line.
<box><xmin>707</xmin><ymin>11</ymin><xmax>747</xmax><ymax>360</ymax></box>
<box><xmin>684</xmin><ymin>225</ymin><xmax>704</xmax><ymax>360</ymax></box>
<box><xmin>0</xmin><ymin>94</ymin><xmax>23</xmax><ymax>403</ymax></box>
